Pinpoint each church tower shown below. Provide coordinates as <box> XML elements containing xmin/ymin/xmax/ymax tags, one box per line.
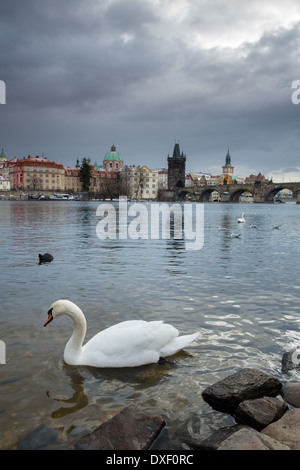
<box><xmin>167</xmin><ymin>142</ymin><xmax>186</xmax><ymax>190</ymax></box>
<box><xmin>221</xmin><ymin>148</ymin><xmax>234</xmax><ymax>184</ymax></box>
<box><xmin>0</xmin><ymin>148</ymin><xmax>7</xmax><ymax>163</ymax></box>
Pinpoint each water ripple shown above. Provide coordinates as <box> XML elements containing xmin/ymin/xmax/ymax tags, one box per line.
<box><xmin>0</xmin><ymin>201</ymin><xmax>299</xmax><ymax>449</ymax></box>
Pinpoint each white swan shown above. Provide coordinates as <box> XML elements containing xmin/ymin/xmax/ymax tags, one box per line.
<box><xmin>237</xmin><ymin>212</ymin><xmax>245</xmax><ymax>223</ymax></box>
<box><xmin>44</xmin><ymin>300</ymin><xmax>199</xmax><ymax>368</ymax></box>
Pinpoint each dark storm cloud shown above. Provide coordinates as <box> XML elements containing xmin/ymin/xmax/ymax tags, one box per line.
<box><xmin>0</xmin><ymin>0</ymin><xmax>170</xmax><ymax>111</ymax></box>
<box><xmin>105</xmin><ymin>0</ymin><xmax>156</xmax><ymax>31</ymax></box>
<box><xmin>0</xmin><ymin>0</ymin><xmax>299</xmax><ymax>179</ymax></box>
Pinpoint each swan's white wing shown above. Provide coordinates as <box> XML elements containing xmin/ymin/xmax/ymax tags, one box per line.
<box><xmin>160</xmin><ymin>332</ymin><xmax>199</xmax><ymax>356</ymax></box>
<box><xmin>81</xmin><ymin>320</ymin><xmax>179</xmax><ymax>367</ymax></box>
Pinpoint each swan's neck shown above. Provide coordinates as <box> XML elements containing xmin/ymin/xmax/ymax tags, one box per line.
<box><xmin>63</xmin><ymin>306</ymin><xmax>87</xmax><ymax>364</ymax></box>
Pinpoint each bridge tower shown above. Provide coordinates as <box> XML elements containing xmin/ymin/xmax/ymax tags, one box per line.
<box><xmin>167</xmin><ymin>142</ymin><xmax>186</xmax><ymax>190</ymax></box>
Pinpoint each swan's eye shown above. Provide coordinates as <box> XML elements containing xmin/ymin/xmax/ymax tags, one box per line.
<box><xmin>44</xmin><ymin>308</ymin><xmax>54</xmax><ymax>327</ymax></box>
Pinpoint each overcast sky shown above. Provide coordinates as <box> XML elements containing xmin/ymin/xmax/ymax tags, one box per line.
<box><xmin>0</xmin><ymin>0</ymin><xmax>300</xmax><ymax>181</ymax></box>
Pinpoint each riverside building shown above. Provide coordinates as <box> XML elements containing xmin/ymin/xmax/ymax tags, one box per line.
<box><xmin>9</xmin><ymin>155</ymin><xmax>65</xmax><ymax>191</ymax></box>
<box><xmin>121</xmin><ymin>165</ymin><xmax>159</xmax><ymax>199</ymax></box>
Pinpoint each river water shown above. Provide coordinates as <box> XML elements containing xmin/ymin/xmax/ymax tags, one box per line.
<box><xmin>0</xmin><ymin>200</ymin><xmax>299</xmax><ymax>449</ymax></box>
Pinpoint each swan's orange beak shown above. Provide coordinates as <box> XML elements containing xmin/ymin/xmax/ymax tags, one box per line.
<box><xmin>44</xmin><ymin>308</ymin><xmax>53</xmax><ymax>327</ymax></box>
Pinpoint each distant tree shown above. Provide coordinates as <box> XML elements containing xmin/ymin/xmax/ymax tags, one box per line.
<box><xmin>79</xmin><ymin>158</ymin><xmax>92</xmax><ymax>191</ymax></box>
<box><xmin>94</xmin><ymin>173</ymin><xmax>129</xmax><ymax>200</ymax></box>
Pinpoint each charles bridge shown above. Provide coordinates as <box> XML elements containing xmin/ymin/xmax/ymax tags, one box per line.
<box><xmin>175</xmin><ymin>181</ymin><xmax>300</xmax><ymax>203</ymax></box>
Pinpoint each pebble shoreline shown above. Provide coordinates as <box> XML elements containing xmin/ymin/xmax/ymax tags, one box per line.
<box><xmin>74</xmin><ymin>356</ymin><xmax>300</xmax><ymax>451</ymax></box>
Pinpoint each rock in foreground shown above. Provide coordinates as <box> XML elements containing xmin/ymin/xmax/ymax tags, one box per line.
<box><xmin>281</xmin><ymin>381</ymin><xmax>300</xmax><ymax>408</ymax></box>
<box><xmin>262</xmin><ymin>409</ymin><xmax>300</xmax><ymax>450</ymax></box>
<box><xmin>75</xmin><ymin>405</ymin><xmax>165</xmax><ymax>450</ymax></box>
<box><xmin>218</xmin><ymin>427</ymin><xmax>290</xmax><ymax>450</ymax></box>
<box><xmin>202</xmin><ymin>368</ymin><xmax>283</xmax><ymax>413</ymax></box>
<box><xmin>234</xmin><ymin>397</ymin><xmax>288</xmax><ymax>431</ymax></box>
<box><xmin>187</xmin><ymin>425</ymin><xmax>246</xmax><ymax>450</ymax></box>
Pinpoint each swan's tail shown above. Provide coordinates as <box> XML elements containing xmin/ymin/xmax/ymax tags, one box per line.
<box><xmin>160</xmin><ymin>332</ymin><xmax>199</xmax><ymax>357</ymax></box>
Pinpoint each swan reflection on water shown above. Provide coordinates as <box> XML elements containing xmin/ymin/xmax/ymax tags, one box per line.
<box><xmin>47</xmin><ymin>368</ymin><xmax>88</xmax><ymax>420</ymax></box>
<box><xmin>46</xmin><ymin>356</ymin><xmax>179</xmax><ymax>420</ymax></box>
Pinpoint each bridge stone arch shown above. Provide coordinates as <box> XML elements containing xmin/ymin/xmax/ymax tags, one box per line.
<box><xmin>229</xmin><ymin>186</ymin><xmax>254</xmax><ymax>202</ymax></box>
<box><xmin>177</xmin><ymin>190</ymin><xmax>189</xmax><ymax>201</ymax></box>
<box><xmin>201</xmin><ymin>187</ymin><xmax>221</xmax><ymax>202</ymax></box>
<box><xmin>265</xmin><ymin>185</ymin><xmax>297</xmax><ymax>202</ymax></box>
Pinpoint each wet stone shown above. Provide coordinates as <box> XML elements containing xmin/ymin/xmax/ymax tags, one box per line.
<box><xmin>234</xmin><ymin>396</ymin><xmax>289</xmax><ymax>431</ymax></box>
<box><xmin>262</xmin><ymin>409</ymin><xmax>300</xmax><ymax>450</ymax></box>
<box><xmin>74</xmin><ymin>405</ymin><xmax>166</xmax><ymax>450</ymax></box>
<box><xmin>202</xmin><ymin>368</ymin><xmax>283</xmax><ymax>413</ymax></box>
<box><xmin>187</xmin><ymin>424</ymin><xmax>246</xmax><ymax>450</ymax></box>
<box><xmin>218</xmin><ymin>427</ymin><xmax>290</xmax><ymax>450</ymax></box>
<box><xmin>281</xmin><ymin>381</ymin><xmax>300</xmax><ymax>408</ymax></box>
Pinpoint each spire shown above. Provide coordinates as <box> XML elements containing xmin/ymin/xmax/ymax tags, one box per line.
<box><xmin>173</xmin><ymin>142</ymin><xmax>181</xmax><ymax>158</ymax></box>
<box><xmin>225</xmin><ymin>148</ymin><xmax>231</xmax><ymax>166</ymax></box>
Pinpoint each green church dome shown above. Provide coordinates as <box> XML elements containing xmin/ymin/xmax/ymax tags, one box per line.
<box><xmin>0</xmin><ymin>148</ymin><xmax>7</xmax><ymax>161</ymax></box>
<box><xmin>104</xmin><ymin>145</ymin><xmax>123</xmax><ymax>162</ymax></box>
